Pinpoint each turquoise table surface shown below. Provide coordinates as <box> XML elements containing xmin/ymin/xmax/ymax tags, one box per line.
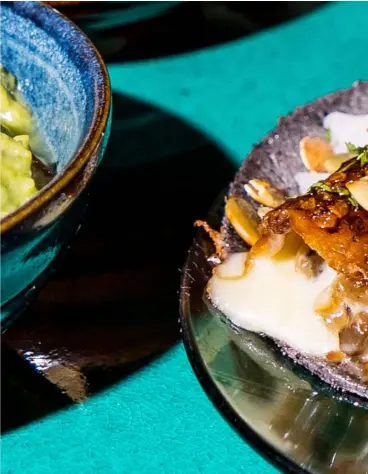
<box><xmin>3</xmin><ymin>3</ymin><xmax>368</xmax><ymax>473</ymax></box>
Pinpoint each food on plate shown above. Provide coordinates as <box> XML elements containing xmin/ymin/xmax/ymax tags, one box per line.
<box><xmin>196</xmin><ymin>112</ymin><xmax>368</xmax><ymax>397</ymax></box>
<box><xmin>261</xmin><ymin>146</ymin><xmax>368</xmax><ymax>284</ymax></box>
<box><xmin>0</xmin><ymin>66</ymin><xmax>52</xmax><ymax>219</ymax></box>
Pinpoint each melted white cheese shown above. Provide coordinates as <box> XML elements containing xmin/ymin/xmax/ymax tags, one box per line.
<box><xmin>208</xmin><ymin>253</ymin><xmax>339</xmax><ymax>356</ymax></box>
<box><xmin>295</xmin><ymin>171</ymin><xmax>329</xmax><ymax>194</ymax></box>
<box><xmin>323</xmin><ymin>112</ymin><xmax>368</xmax><ymax>153</ymax></box>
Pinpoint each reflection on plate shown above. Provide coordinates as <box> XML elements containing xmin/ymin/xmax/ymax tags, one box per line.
<box><xmin>180</xmin><ymin>83</ymin><xmax>368</xmax><ymax>474</ymax></box>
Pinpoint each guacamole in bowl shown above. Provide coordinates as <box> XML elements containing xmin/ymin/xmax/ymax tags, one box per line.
<box><xmin>1</xmin><ymin>67</ymin><xmax>37</xmax><ymax>217</ymax></box>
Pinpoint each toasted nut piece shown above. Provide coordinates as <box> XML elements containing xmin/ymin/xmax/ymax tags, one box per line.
<box><xmin>314</xmin><ymin>287</ymin><xmax>350</xmax><ymax>333</ymax></box>
<box><xmin>346</xmin><ymin>177</ymin><xmax>368</xmax><ymax>211</ymax></box>
<box><xmin>295</xmin><ymin>243</ymin><xmax>324</xmax><ymax>279</ymax></box>
<box><xmin>244</xmin><ymin>179</ymin><xmax>285</xmax><ymax>208</ymax></box>
<box><xmin>326</xmin><ymin>351</ymin><xmax>346</xmax><ymax>362</ymax></box>
<box><xmin>250</xmin><ymin>233</ymin><xmax>285</xmax><ymax>258</ymax></box>
<box><xmin>272</xmin><ymin>231</ymin><xmax>304</xmax><ymax>261</ymax></box>
<box><xmin>324</xmin><ymin>152</ymin><xmax>356</xmax><ymax>173</ymax></box>
<box><xmin>225</xmin><ymin>196</ymin><xmax>260</xmax><ymax>246</ymax></box>
<box><xmin>257</xmin><ymin>206</ymin><xmax>273</xmax><ymax>219</ymax></box>
<box><xmin>299</xmin><ymin>136</ymin><xmax>334</xmax><ymax>172</ymax></box>
<box><xmin>250</xmin><ymin>230</ymin><xmax>303</xmax><ymax>261</ymax></box>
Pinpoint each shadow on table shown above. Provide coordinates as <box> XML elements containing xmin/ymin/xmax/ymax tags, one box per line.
<box><xmin>1</xmin><ymin>92</ymin><xmax>236</xmax><ymax>433</ymax></box>
<box><xmin>51</xmin><ymin>1</ymin><xmax>326</xmax><ymax>64</ymax></box>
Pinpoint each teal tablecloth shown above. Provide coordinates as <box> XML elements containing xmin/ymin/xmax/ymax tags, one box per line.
<box><xmin>3</xmin><ymin>3</ymin><xmax>368</xmax><ymax>473</ymax></box>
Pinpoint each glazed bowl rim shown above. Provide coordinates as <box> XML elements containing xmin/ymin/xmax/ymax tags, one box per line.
<box><xmin>0</xmin><ymin>1</ymin><xmax>111</xmax><ymax>235</ymax></box>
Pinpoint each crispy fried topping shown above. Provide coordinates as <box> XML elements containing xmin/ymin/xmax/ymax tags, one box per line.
<box><xmin>194</xmin><ymin>220</ymin><xmax>225</xmax><ymax>259</ymax></box>
<box><xmin>261</xmin><ymin>153</ymin><xmax>368</xmax><ymax>285</ymax></box>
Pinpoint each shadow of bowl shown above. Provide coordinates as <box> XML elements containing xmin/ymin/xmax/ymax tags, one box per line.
<box><xmin>2</xmin><ymin>92</ymin><xmax>236</xmax><ymax>433</ymax></box>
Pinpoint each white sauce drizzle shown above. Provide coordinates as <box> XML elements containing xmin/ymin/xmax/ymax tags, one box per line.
<box><xmin>323</xmin><ymin>112</ymin><xmax>368</xmax><ymax>153</ymax></box>
<box><xmin>296</xmin><ymin>112</ymin><xmax>368</xmax><ymax>194</ymax></box>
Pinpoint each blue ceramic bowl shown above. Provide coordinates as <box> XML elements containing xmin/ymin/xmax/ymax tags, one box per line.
<box><xmin>0</xmin><ymin>2</ymin><xmax>111</xmax><ymax>328</ymax></box>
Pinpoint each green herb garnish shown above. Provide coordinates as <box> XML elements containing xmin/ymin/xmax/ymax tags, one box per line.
<box><xmin>325</xmin><ymin>128</ymin><xmax>332</xmax><ymax>142</ymax></box>
<box><xmin>360</xmin><ymin>149</ymin><xmax>368</xmax><ymax>165</ymax></box>
<box><xmin>334</xmin><ymin>143</ymin><xmax>368</xmax><ymax>173</ymax></box>
<box><xmin>310</xmin><ymin>182</ymin><xmax>334</xmax><ymax>193</ymax></box>
<box><xmin>346</xmin><ymin>142</ymin><xmax>358</xmax><ymax>153</ymax></box>
<box><xmin>348</xmin><ymin>196</ymin><xmax>359</xmax><ymax>207</ymax></box>
<box><xmin>345</xmin><ymin>143</ymin><xmax>368</xmax><ymax>165</ymax></box>
<box><xmin>306</xmin><ymin>143</ymin><xmax>367</xmax><ymax>208</ymax></box>
<box><xmin>309</xmin><ymin>177</ymin><xmax>359</xmax><ymax>207</ymax></box>
<box><xmin>339</xmin><ymin>160</ymin><xmax>355</xmax><ymax>173</ymax></box>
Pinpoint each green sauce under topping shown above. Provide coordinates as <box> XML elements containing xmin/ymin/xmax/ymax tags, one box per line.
<box><xmin>0</xmin><ymin>66</ymin><xmax>38</xmax><ymax>219</ymax></box>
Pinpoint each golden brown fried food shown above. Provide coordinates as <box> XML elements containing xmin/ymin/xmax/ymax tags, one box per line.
<box><xmin>261</xmin><ymin>153</ymin><xmax>368</xmax><ymax>284</ymax></box>
<box><xmin>194</xmin><ymin>220</ymin><xmax>225</xmax><ymax>259</ymax></box>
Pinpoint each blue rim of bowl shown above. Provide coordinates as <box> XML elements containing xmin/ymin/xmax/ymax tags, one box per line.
<box><xmin>0</xmin><ymin>1</ymin><xmax>111</xmax><ymax>235</ymax></box>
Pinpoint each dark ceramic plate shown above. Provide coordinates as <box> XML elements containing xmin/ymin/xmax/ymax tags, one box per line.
<box><xmin>180</xmin><ymin>82</ymin><xmax>368</xmax><ymax>474</ymax></box>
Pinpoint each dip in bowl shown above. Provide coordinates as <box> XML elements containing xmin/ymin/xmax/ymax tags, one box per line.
<box><xmin>0</xmin><ymin>2</ymin><xmax>111</xmax><ymax>327</ymax></box>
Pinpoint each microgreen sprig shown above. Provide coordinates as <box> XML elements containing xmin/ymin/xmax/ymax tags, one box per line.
<box><xmin>345</xmin><ymin>143</ymin><xmax>368</xmax><ymax>167</ymax></box>
<box><xmin>309</xmin><ymin>178</ymin><xmax>359</xmax><ymax>207</ymax></box>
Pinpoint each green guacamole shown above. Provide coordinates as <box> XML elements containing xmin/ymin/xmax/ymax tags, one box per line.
<box><xmin>0</xmin><ymin>67</ymin><xmax>38</xmax><ymax>219</ymax></box>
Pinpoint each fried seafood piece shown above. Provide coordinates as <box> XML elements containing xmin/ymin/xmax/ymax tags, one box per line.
<box><xmin>260</xmin><ymin>153</ymin><xmax>368</xmax><ymax>284</ymax></box>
